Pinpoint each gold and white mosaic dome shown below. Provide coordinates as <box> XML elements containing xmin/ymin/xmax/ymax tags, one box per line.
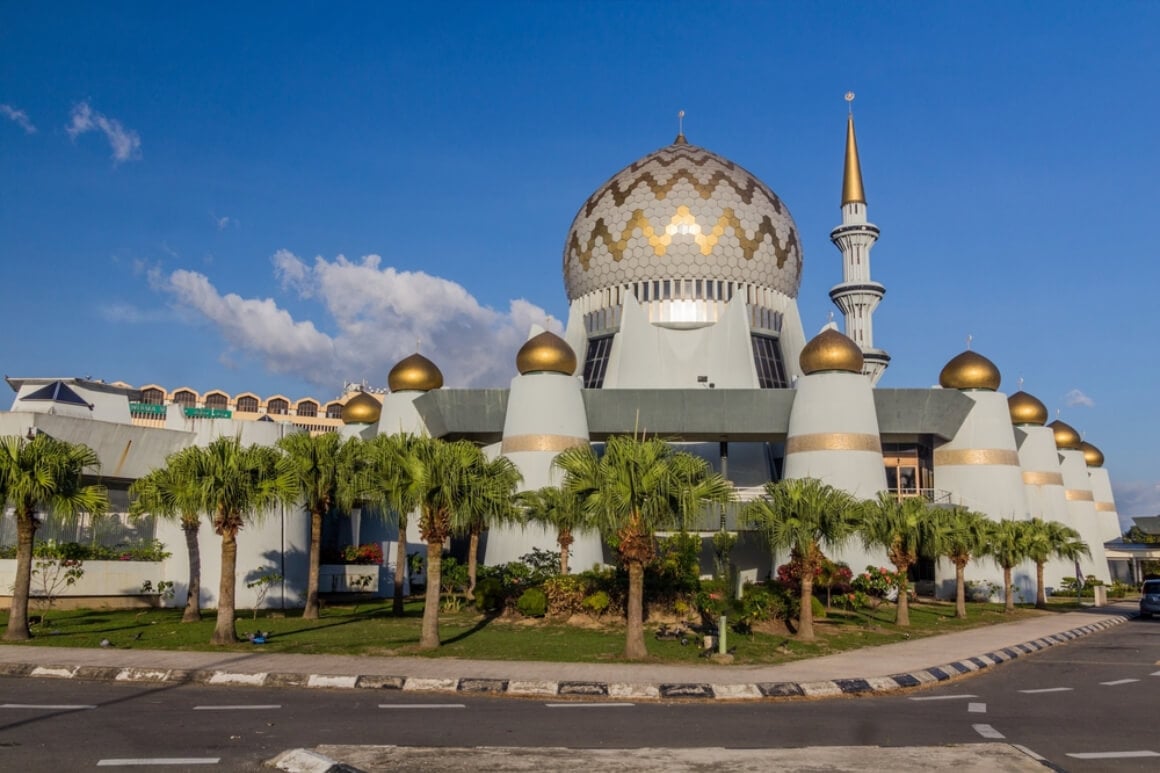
<box><xmin>562</xmin><ymin>137</ymin><xmax>803</xmax><ymax>301</ymax></box>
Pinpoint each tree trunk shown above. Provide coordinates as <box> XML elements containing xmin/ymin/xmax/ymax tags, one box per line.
<box><xmin>3</xmin><ymin>512</ymin><xmax>37</xmax><ymax>641</ymax></box>
<box><xmin>798</xmin><ymin>573</ymin><xmax>816</xmax><ymax>641</ymax></box>
<box><xmin>182</xmin><ymin>520</ymin><xmax>202</xmax><ymax>623</ymax></box>
<box><xmin>953</xmin><ymin>557</ymin><xmax>967</xmax><ymax>619</ymax></box>
<box><xmin>303</xmin><ymin>508</ymin><xmax>323</xmax><ymax>620</ymax></box>
<box><xmin>1035</xmin><ymin>561</ymin><xmax>1047</xmax><ymax>609</ymax></box>
<box><xmin>211</xmin><ymin>528</ymin><xmax>239</xmax><ymax>645</ymax></box>
<box><xmin>1003</xmin><ymin>566</ymin><xmax>1015</xmax><ymax>612</ymax></box>
<box><xmin>393</xmin><ymin>518</ymin><xmax>408</xmax><ymax>617</ymax></box>
<box><xmin>558</xmin><ymin>528</ymin><xmax>572</xmax><ymax>576</ymax></box>
<box><xmin>466</xmin><ymin>528</ymin><xmax>479</xmax><ymax>600</ymax></box>
<box><xmin>895</xmin><ymin>562</ymin><xmax>911</xmax><ymax>627</ymax></box>
<box><xmin>419</xmin><ymin>540</ymin><xmax>443</xmax><ymax>649</ymax></box>
<box><xmin>624</xmin><ymin>560</ymin><xmax>648</xmax><ymax>660</ymax></box>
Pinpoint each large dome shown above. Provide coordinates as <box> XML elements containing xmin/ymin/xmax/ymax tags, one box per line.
<box><xmin>563</xmin><ymin>136</ymin><xmax>803</xmax><ymax>302</ymax></box>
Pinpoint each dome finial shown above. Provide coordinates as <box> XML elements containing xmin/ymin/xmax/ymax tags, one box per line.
<box><xmin>841</xmin><ymin>93</ymin><xmax>866</xmax><ymax>206</ymax></box>
<box><xmin>675</xmin><ymin>109</ymin><xmax>687</xmax><ymax>144</ymax></box>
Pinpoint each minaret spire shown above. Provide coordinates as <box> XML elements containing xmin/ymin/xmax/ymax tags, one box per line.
<box><xmin>829</xmin><ymin>91</ymin><xmax>890</xmax><ymax>384</ymax></box>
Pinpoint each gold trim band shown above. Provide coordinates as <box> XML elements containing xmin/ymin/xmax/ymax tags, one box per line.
<box><xmin>934</xmin><ymin>449</ymin><xmax>1020</xmax><ymax>467</ymax></box>
<box><xmin>1022</xmin><ymin>471</ymin><xmax>1064</xmax><ymax>486</ymax></box>
<box><xmin>500</xmin><ymin>434</ymin><xmax>589</xmax><ymax>454</ymax></box>
<box><xmin>785</xmin><ymin>433</ymin><xmax>882</xmax><ymax>454</ymax></box>
<box><xmin>1065</xmin><ymin>489</ymin><xmax>1095</xmax><ymax>502</ymax></box>
<box><xmin>1094</xmin><ymin>502</ymin><xmax>1116</xmax><ymax>512</ymax></box>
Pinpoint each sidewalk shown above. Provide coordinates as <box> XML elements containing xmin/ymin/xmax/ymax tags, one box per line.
<box><xmin>0</xmin><ymin>604</ymin><xmax>1133</xmax><ymax>701</ymax></box>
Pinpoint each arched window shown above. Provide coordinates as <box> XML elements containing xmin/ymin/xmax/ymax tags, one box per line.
<box><xmin>204</xmin><ymin>392</ymin><xmax>229</xmax><ymax>410</ymax></box>
<box><xmin>267</xmin><ymin>398</ymin><xmax>289</xmax><ymax>415</ymax></box>
<box><xmin>173</xmin><ymin>390</ymin><xmax>197</xmax><ymax>408</ymax></box>
<box><xmin>296</xmin><ymin>400</ymin><xmax>318</xmax><ymax>417</ymax></box>
<box><xmin>140</xmin><ymin>388</ymin><xmax>165</xmax><ymax>405</ymax></box>
<box><xmin>325</xmin><ymin>402</ymin><xmax>343</xmax><ymax>420</ymax></box>
<box><xmin>236</xmin><ymin>395</ymin><xmax>259</xmax><ymax>413</ymax></box>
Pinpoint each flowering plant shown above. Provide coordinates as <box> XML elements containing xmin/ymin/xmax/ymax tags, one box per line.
<box><xmin>340</xmin><ymin>542</ymin><xmax>384</xmax><ymax>565</ymax></box>
<box><xmin>851</xmin><ymin>565</ymin><xmax>905</xmax><ymax>598</ymax></box>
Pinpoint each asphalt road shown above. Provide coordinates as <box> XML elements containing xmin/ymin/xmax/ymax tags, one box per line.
<box><xmin>1</xmin><ymin>616</ymin><xmax>1156</xmax><ymax>772</ymax></box>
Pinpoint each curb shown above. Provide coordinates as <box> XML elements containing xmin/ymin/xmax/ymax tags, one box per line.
<box><xmin>268</xmin><ymin>748</ymin><xmax>365</xmax><ymax>773</ymax></box>
<box><xmin>1</xmin><ymin>615</ymin><xmax>1128</xmax><ymax>702</ymax></box>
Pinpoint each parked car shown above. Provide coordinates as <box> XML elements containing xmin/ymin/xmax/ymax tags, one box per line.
<box><xmin>1140</xmin><ymin>579</ymin><xmax>1160</xmax><ymax>619</ymax></box>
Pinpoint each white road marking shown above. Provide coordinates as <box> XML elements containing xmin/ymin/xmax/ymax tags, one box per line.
<box><xmin>1151</xmin><ymin>670</ymin><xmax>1160</xmax><ymax>676</ymax></box>
<box><xmin>968</xmin><ymin>702</ymin><xmax>987</xmax><ymax>713</ymax></box>
<box><xmin>193</xmin><ymin>704</ymin><xmax>281</xmax><ymax>710</ymax></box>
<box><xmin>908</xmin><ymin>694</ymin><xmax>977</xmax><ymax>701</ymax></box>
<box><xmin>1099</xmin><ymin>678</ymin><xmax>1140</xmax><ymax>686</ymax></box>
<box><xmin>377</xmin><ymin>704</ymin><xmax>466</xmax><ymax>709</ymax></box>
<box><xmin>1066</xmin><ymin>751</ymin><xmax>1160</xmax><ymax>760</ymax></box>
<box><xmin>973</xmin><ymin>724</ymin><xmax>1005</xmax><ymax>739</ymax></box>
<box><xmin>97</xmin><ymin>759</ymin><xmax>219</xmax><ymax>767</ymax></box>
<box><xmin>0</xmin><ymin>703</ymin><xmax>96</xmax><ymax>710</ymax></box>
<box><xmin>545</xmin><ymin>702</ymin><xmax>636</xmax><ymax>708</ymax></box>
<box><xmin>1011</xmin><ymin>745</ymin><xmax>1046</xmax><ymax>761</ymax></box>
<box><xmin>1018</xmin><ymin>687</ymin><xmax>1073</xmax><ymax>694</ymax></box>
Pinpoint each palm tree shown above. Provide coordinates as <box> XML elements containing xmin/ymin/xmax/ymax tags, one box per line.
<box><xmin>193</xmin><ymin>436</ymin><xmax>296</xmax><ymax>645</ymax></box>
<box><xmin>363</xmin><ymin>433</ymin><xmax>422</xmax><ymax>616</ymax></box>
<box><xmin>276</xmin><ymin>431</ymin><xmax>364</xmax><ymax>619</ymax></box>
<box><xmin>520</xmin><ymin>485</ymin><xmax>587</xmax><ymax>575</ymax></box>
<box><xmin>130</xmin><ymin>446</ymin><xmax>207</xmax><ymax>622</ymax></box>
<box><xmin>987</xmin><ymin>518</ymin><xmax>1028</xmax><ymax>613</ymax></box>
<box><xmin>556</xmin><ymin>435</ymin><xmax>733</xmax><ymax>659</ymax></box>
<box><xmin>453</xmin><ymin>454</ymin><xmax>522</xmax><ymax>599</ymax></box>
<box><xmin>933</xmin><ymin>507</ymin><xmax>991</xmax><ymax>619</ymax></box>
<box><xmin>860</xmin><ymin>493</ymin><xmax>941</xmax><ymax>627</ymax></box>
<box><xmin>0</xmin><ymin>434</ymin><xmax>109</xmax><ymax>641</ymax></box>
<box><xmin>741</xmin><ymin>478</ymin><xmax>860</xmax><ymax>641</ymax></box>
<box><xmin>388</xmin><ymin>436</ymin><xmax>487</xmax><ymax>649</ymax></box>
<box><xmin>1022</xmin><ymin>518</ymin><xmax>1089</xmax><ymax>609</ymax></box>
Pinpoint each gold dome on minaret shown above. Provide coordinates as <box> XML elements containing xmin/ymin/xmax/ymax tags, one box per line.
<box><xmin>341</xmin><ymin>391</ymin><xmax>382</xmax><ymax>425</ymax></box>
<box><xmin>799</xmin><ymin>328</ymin><xmax>863</xmax><ymax>375</ymax></box>
<box><xmin>1008</xmin><ymin>391</ymin><xmax>1048</xmax><ymax>426</ymax></box>
<box><xmin>939</xmin><ymin>350</ymin><xmax>1001</xmax><ymax>391</ymax></box>
<box><xmin>516</xmin><ymin>331</ymin><xmax>577</xmax><ymax>376</ymax></box>
<box><xmin>1047</xmin><ymin>419</ymin><xmax>1082</xmax><ymax>450</ymax></box>
<box><xmin>1081</xmin><ymin>441</ymin><xmax>1105</xmax><ymax>468</ymax></box>
<box><xmin>388</xmin><ymin>353</ymin><xmax>444</xmax><ymax>393</ymax></box>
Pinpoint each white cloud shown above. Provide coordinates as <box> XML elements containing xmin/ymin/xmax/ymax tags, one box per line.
<box><xmin>66</xmin><ymin>101</ymin><xmax>141</xmax><ymax>163</ymax></box>
<box><xmin>1064</xmin><ymin>388</ymin><xmax>1094</xmax><ymax>408</ymax></box>
<box><xmin>156</xmin><ymin>251</ymin><xmax>561</xmax><ymax>391</ymax></box>
<box><xmin>213</xmin><ymin>214</ymin><xmax>237</xmax><ymax>230</ymax></box>
<box><xmin>0</xmin><ymin>103</ymin><xmax>36</xmax><ymax>134</ymax></box>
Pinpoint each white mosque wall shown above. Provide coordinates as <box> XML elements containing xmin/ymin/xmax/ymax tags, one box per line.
<box><xmin>1088</xmin><ymin>467</ymin><xmax>1123</xmax><ymax>547</ymax></box>
<box><xmin>1013</xmin><ymin>426</ymin><xmax>1076</xmax><ymax>593</ymax></box>
<box><xmin>1059</xmin><ymin>449</ymin><xmax>1111</xmax><ymax>583</ymax></box>
<box><xmin>377</xmin><ymin>391</ymin><xmax>429</xmax><ymax>437</ymax></box>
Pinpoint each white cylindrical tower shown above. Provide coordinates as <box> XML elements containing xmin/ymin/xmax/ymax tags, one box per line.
<box><xmin>828</xmin><ymin>100</ymin><xmax>889</xmax><ymax>383</ymax></box>
<box><xmin>1083</xmin><ymin>442</ymin><xmax>1122</xmax><ymax>547</ymax></box>
<box><xmin>1009</xmin><ymin>390</ymin><xmax>1074</xmax><ymax>592</ymax></box>
<box><xmin>933</xmin><ymin>350</ymin><xmax>1032</xmax><ymax>599</ymax></box>
<box><xmin>783</xmin><ymin>327</ymin><xmax>886</xmax><ymax>572</ymax></box>
<box><xmin>486</xmin><ymin>331</ymin><xmax>603</xmax><ymax>571</ymax></box>
<box><xmin>1051</xmin><ymin>421</ymin><xmax>1111</xmax><ymax>584</ymax></box>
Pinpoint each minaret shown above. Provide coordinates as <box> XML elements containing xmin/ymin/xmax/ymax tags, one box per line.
<box><xmin>829</xmin><ymin>92</ymin><xmax>889</xmax><ymax>383</ymax></box>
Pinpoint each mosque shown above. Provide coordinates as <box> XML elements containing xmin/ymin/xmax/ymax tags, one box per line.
<box><xmin>0</xmin><ymin>105</ymin><xmax>1123</xmax><ymax>610</ymax></box>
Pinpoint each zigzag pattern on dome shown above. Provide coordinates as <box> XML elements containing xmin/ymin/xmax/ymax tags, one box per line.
<box><xmin>583</xmin><ymin>165</ymin><xmax>786</xmax><ymax>217</ymax></box>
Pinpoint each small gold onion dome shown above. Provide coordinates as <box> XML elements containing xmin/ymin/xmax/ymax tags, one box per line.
<box><xmin>799</xmin><ymin>328</ymin><xmax>863</xmax><ymax>375</ymax></box>
<box><xmin>1081</xmin><ymin>441</ymin><xmax>1105</xmax><ymax>467</ymax></box>
<box><xmin>939</xmin><ymin>350</ymin><xmax>1001</xmax><ymax>391</ymax></box>
<box><xmin>1047</xmin><ymin>419</ymin><xmax>1082</xmax><ymax>450</ymax></box>
<box><xmin>388</xmin><ymin>353</ymin><xmax>444</xmax><ymax>392</ymax></box>
<box><xmin>341</xmin><ymin>391</ymin><xmax>382</xmax><ymax>425</ymax></box>
<box><xmin>516</xmin><ymin>331</ymin><xmax>577</xmax><ymax>375</ymax></box>
<box><xmin>1008</xmin><ymin>391</ymin><xmax>1048</xmax><ymax>426</ymax></box>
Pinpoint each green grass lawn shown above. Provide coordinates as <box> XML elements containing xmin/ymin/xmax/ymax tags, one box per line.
<box><xmin>0</xmin><ymin>596</ymin><xmax>1078</xmax><ymax>665</ymax></box>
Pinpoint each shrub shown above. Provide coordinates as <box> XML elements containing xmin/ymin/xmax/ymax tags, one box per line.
<box><xmin>516</xmin><ymin>587</ymin><xmax>548</xmax><ymax>618</ymax></box>
<box><xmin>581</xmin><ymin>590</ymin><xmax>610</xmax><ymax>617</ymax></box>
<box><xmin>1</xmin><ymin>539</ymin><xmax>171</xmax><ymax>562</ymax></box>
<box><xmin>340</xmin><ymin>542</ymin><xmax>384</xmax><ymax>565</ymax></box>
<box><xmin>474</xmin><ymin>576</ymin><xmax>505</xmax><ymax>613</ymax></box>
<box><xmin>518</xmin><ymin>548</ymin><xmax>560</xmax><ymax>586</ymax></box>
<box><xmin>852</xmin><ymin>566</ymin><xmax>905</xmax><ymax>598</ymax></box>
<box><xmin>738</xmin><ymin>583</ymin><xmax>788</xmax><ymax>627</ymax></box>
<box><xmin>543</xmin><ymin>575</ymin><xmax>587</xmax><ymax>617</ymax></box>
<box><xmin>810</xmin><ymin>594</ymin><xmax>826</xmax><ymax>620</ymax></box>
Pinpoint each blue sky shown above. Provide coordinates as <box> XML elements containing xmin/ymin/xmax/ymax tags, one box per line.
<box><xmin>2</xmin><ymin>2</ymin><xmax>1157</xmax><ymax>523</ymax></box>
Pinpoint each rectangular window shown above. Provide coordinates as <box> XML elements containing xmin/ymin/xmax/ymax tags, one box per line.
<box><xmin>751</xmin><ymin>335</ymin><xmax>788</xmax><ymax>388</ymax></box>
<box><xmin>582</xmin><ymin>335</ymin><xmax>615</xmax><ymax>388</ymax></box>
